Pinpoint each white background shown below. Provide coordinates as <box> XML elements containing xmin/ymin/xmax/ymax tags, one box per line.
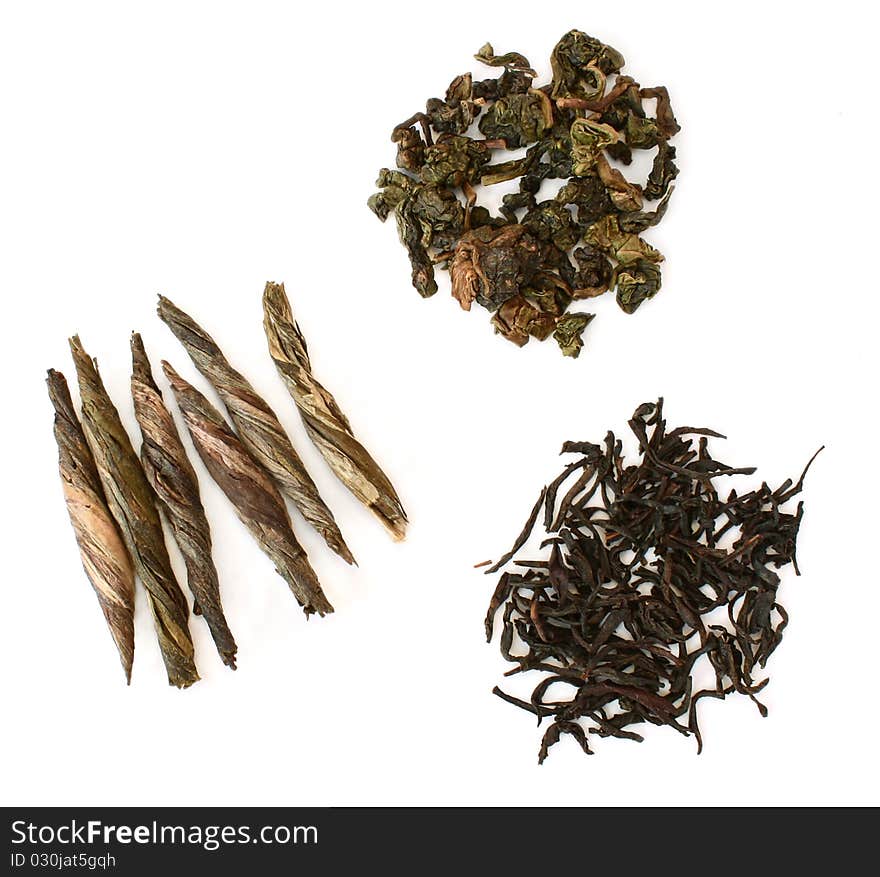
<box><xmin>1</xmin><ymin>1</ymin><xmax>878</xmax><ymax>806</ymax></box>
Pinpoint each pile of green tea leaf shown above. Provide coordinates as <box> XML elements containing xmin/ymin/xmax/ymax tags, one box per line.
<box><xmin>369</xmin><ymin>30</ymin><xmax>679</xmax><ymax>357</ymax></box>
<box><xmin>484</xmin><ymin>400</ymin><xmax>820</xmax><ymax>760</ymax></box>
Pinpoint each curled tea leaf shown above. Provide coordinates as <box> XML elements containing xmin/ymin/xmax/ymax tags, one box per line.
<box><xmin>550</xmin><ymin>30</ymin><xmax>625</xmax><ymax>100</ymax></box>
<box><xmin>570</xmin><ymin>118</ymin><xmax>620</xmax><ymax>175</ymax></box>
<box><xmin>478</xmin><ymin>91</ymin><xmax>551</xmax><ymax>149</ymax></box>
<box><xmin>420</xmin><ymin>134</ymin><xmax>493</xmax><ymax>188</ymax></box>
<box><xmin>553</xmin><ymin>312</ymin><xmax>595</xmax><ymax>358</ymax></box>
<box><xmin>491</xmin><ymin>296</ymin><xmax>557</xmax><ymax>347</ymax></box>
<box><xmin>571</xmin><ymin>245</ymin><xmax>613</xmax><ymax>299</ymax></box>
<box><xmin>644</xmin><ymin>141</ymin><xmax>679</xmax><ymax>201</ymax></box>
<box><xmin>450</xmin><ymin>224</ymin><xmax>544</xmax><ymax>312</ymax></box>
<box><xmin>475</xmin><ymin>42</ymin><xmax>536</xmax><ymax>77</ymax></box>
<box><xmin>640</xmin><ymin>86</ymin><xmax>680</xmax><ymax>139</ymax></box>
<box><xmin>615</xmin><ymin>260</ymin><xmax>663</xmax><ymax>313</ymax></box>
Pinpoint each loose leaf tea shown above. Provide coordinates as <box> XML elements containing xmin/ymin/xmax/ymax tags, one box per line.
<box><xmin>262</xmin><ymin>281</ymin><xmax>408</xmax><ymax>541</ymax></box>
<box><xmin>130</xmin><ymin>333</ymin><xmax>238</xmax><ymax>669</ymax></box>
<box><xmin>370</xmin><ymin>30</ymin><xmax>678</xmax><ymax>356</ymax></box>
<box><xmin>46</xmin><ymin>369</ymin><xmax>136</xmax><ymax>683</ymax></box>
<box><xmin>158</xmin><ymin>295</ymin><xmax>355</xmax><ymax>565</ymax></box>
<box><xmin>485</xmin><ymin>400</ymin><xmax>820</xmax><ymax>761</ymax></box>
<box><xmin>69</xmin><ymin>336</ymin><xmax>199</xmax><ymax>689</ymax></box>
<box><xmin>162</xmin><ymin>361</ymin><xmax>334</xmax><ymax>617</ymax></box>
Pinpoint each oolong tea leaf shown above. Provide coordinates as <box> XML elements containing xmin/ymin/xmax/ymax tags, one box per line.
<box><xmin>370</xmin><ymin>30</ymin><xmax>679</xmax><ymax>356</ymax></box>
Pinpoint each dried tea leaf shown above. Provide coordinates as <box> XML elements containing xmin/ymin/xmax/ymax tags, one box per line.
<box><xmin>162</xmin><ymin>362</ymin><xmax>333</xmax><ymax>617</ymax></box>
<box><xmin>485</xmin><ymin>399</ymin><xmax>820</xmax><ymax>760</ymax></box>
<box><xmin>157</xmin><ymin>295</ymin><xmax>354</xmax><ymax>565</ymax></box>
<box><xmin>550</xmin><ymin>30</ymin><xmax>625</xmax><ymax>100</ymax></box>
<box><xmin>478</xmin><ymin>91</ymin><xmax>552</xmax><ymax>149</ymax></box>
<box><xmin>370</xmin><ymin>31</ymin><xmax>680</xmax><ymax>355</ymax></box>
<box><xmin>425</xmin><ymin>73</ymin><xmax>481</xmax><ymax>135</ymax></box>
<box><xmin>595</xmin><ymin>154</ymin><xmax>644</xmax><ymax>212</ymax></box>
<box><xmin>639</xmin><ymin>86</ymin><xmax>681</xmax><ymax>139</ymax></box>
<box><xmin>262</xmin><ymin>282</ymin><xmax>407</xmax><ymax>541</ymax></box>
<box><xmin>450</xmin><ymin>224</ymin><xmax>544</xmax><ymax>312</ymax></box>
<box><xmin>130</xmin><ymin>333</ymin><xmax>237</xmax><ymax>669</ymax></box>
<box><xmin>474</xmin><ymin>42</ymin><xmax>536</xmax><ymax>77</ymax></box>
<box><xmin>490</xmin><ymin>295</ymin><xmax>556</xmax><ymax>347</ymax></box>
<box><xmin>614</xmin><ymin>259</ymin><xmax>663</xmax><ymax>313</ymax></box>
<box><xmin>582</xmin><ymin>214</ymin><xmax>663</xmax><ymax>266</ymax></box>
<box><xmin>570</xmin><ymin>118</ymin><xmax>621</xmax><ymax>176</ymax></box>
<box><xmin>69</xmin><ymin>336</ymin><xmax>198</xmax><ymax>689</ymax></box>
<box><xmin>420</xmin><ymin>134</ymin><xmax>492</xmax><ymax>188</ymax></box>
<box><xmin>553</xmin><ymin>312</ymin><xmax>595</xmax><ymax>358</ymax></box>
<box><xmin>47</xmin><ymin>369</ymin><xmax>135</xmax><ymax>683</ymax></box>
<box><xmin>571</xmin><ymin>245</ymin><xmax>613</xmax><ymax>299</ymax></box>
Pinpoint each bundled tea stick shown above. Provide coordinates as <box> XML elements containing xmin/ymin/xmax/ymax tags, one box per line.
<box><xmin>46</xmin><ymin>369</ymin><xmax>135</xmax><ymax>683</ymax></box>
<box><xmin>69</xmin><ymin>336</ymin><xmax>199</xmax><ymax>688</ymax></box>
<box><xmin>157</xmin><ymin>295</ymin><xmax>355</xmax><ymax>565</ymax></box>
<box><xmin>130</xmin><ymin>333</ymin><xmax>238</xmax><ymax>669</ymax></box>
<box><xmin>262</xmin><ymin>282</ymin><xmax>408</xmax><ymax>541</ymax></box>
<box><xmin>162</xmin><ymin>361</ymin><xmax>334</xmax><ymax>617</ymax></box>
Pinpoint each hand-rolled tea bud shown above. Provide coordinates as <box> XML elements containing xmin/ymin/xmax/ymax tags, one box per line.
<box><xmin>69</xmin><ymin>336</ymin><xmax>199</xmax><ymax>689</ymax></box>
<box><xmin>47</xmin><ymin>369</ymin><xmax>135</xmax><ymax>684</ymax></box>
<box><xmin>130</xmin><ymin>333</ymin><xmax>237</xmax><ymax>669</ymax></box>
<box><xmin>262</xmin><ymin>282</ymin><xmax>407</xmax><ymax>541</ymax></box>
<box><xmin>162</xmin><ymin>361</ymin><xmax>334</xmax><ymax>617</ymax></box>
<box><xmin>157</xmin><ymin>295</ymin><xmax>355</xmax><ymax>565</ymax></box>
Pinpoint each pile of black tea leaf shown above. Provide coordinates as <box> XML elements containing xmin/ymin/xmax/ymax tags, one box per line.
<box><xmin>370</xmin><ymin>30</ymin><xmax>679</xmax><ymax>357</ymax></box>
<box><xmin>484</xmin><ymin>400</ymin><xmax>821</xmax><ymax>761</ymax></box>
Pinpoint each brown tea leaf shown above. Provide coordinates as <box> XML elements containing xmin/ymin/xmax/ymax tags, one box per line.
<box><xmin>69</xmin><ymin>336</ymin><xmax>199</xmax><ymax>689</ymax></box>
<box><xmin>47</xmin><ymin>369</ymin><xmax>135</xmax><ymax>684</ymax></box>
<box><xmin>157</xmin><ymin>295</ymin><xmax>355</xmax><ymax>565</ymax></box>
<box><xmin>130</xmin><ymin>333</ymin><xmax>238</xmax><ymax>669</ymax></box>
<box><xmin>162</xmin><ymin>361</ymin><xmax>334</xmax><ymax>617</ymax></box>
<box><xmin>262</xmin><ymin>282</ymin><xmax>407</xmax><ymax>541</ymax></box>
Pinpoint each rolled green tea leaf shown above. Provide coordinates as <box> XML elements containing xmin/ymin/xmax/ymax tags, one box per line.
<box><xmin>162</xmin><ymin>361</ymin><xmax>334</xmax><ymax>617</ymax></box>
<box><xmin>69</xmin><ymin>336</ymin><xmax>199</xmax><ymax>689</ymax></box>
<box><xmin>130</xmin><ymin>333</ymin><xmax>237</xmax><ymax>669</ymax></box>
<box><xmin>47</xmin><ymin>369</ymin><xmax>136</xmax><ymax>684</ymax></box>
<box><xmin>157</xmin><ymin>295</ymin><xmax>355</xmax><ymax>565</ymax></box>
<box><xmin>262</xmin><ymin>281</ymin><xmax>407</xmax><ymax>541</ymax></box>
